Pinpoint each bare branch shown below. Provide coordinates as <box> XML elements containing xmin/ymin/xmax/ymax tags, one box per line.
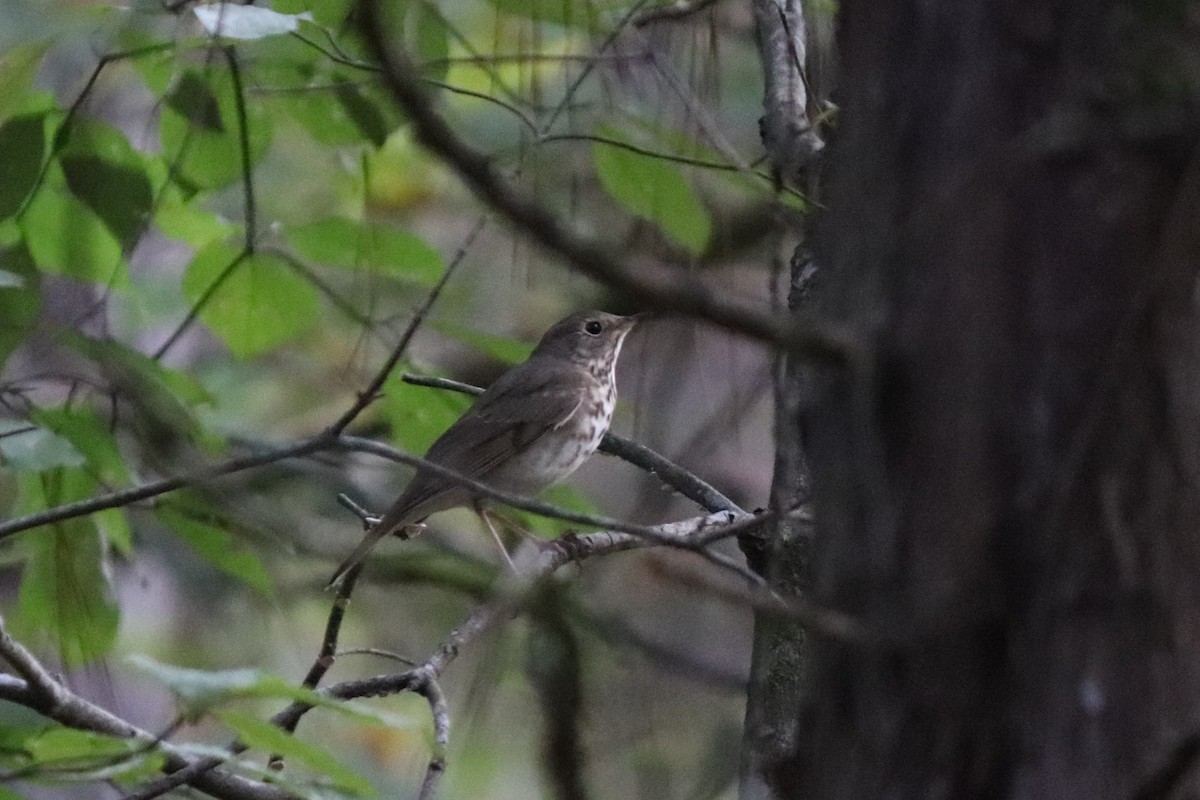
<box><xmin>335</xmin><ymin>436</ymin><xmax>747</xmax><ymax>553</ymax></box>
<box><xmin>400</xmin><ymin>373</ymin><xmax>744</xmax><ymax>514</ymax></box>
<box><xmin>0</xmin><ymin>616</ymin><xmax>297</xmax><ymax>800</ymax></box>
<box><xmin>416</xmin><ymin>675</ymin><xmax>449</xmax><ymax>800</ymax></box>
<box><xmin>753</xmin><ymin>0</ymin><xmax>824</xmax><ymax>184</ymax></box>
<box><xmin>268</xmin><ymin>511</ymin><xmax>871</xmax><ymax>743</ymax></box>
<box><xmin>268</xmin><ymin>514</ymin><xmax>736</xmax><ymax>739</ymax></box>
<box><xmin>0</xmin><ymin>436</ymin><xmax>334</xmax><ymax>541</ymax></box>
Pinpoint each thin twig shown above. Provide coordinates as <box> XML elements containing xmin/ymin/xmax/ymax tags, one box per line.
<box><xmin>335</xmin><ymin>647</ymin><xmax>416</xmax><ymax>666</ymax></box>
<box><xmin>301</xmin><ymin>563</ymin><xmax>360</xmax><ymax>699</ymax></box>
<box><xmin>224</xmin><ymin>46</ymin><xmax>256</xmax><ymax>250</ymax></box>
<box><xmin>154</xmin><ymin>46</ymin><xmax>261</xmax><ymax>360</ymax></box>
<box><xmin>324</xmin><ymin>217</ymin><xmax>483</xmax><ymax>435</ymax></box>
<box><xmin>0</xmin><ymin>435</ymin><xmax>335</xmax><ymax>541</ymax></box>
<box><xmin>266</xmin><ymin>564</ymin><xmax>363</xmax><ymax>770</ymax></box>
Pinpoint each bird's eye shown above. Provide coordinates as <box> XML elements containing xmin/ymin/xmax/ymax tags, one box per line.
<box><xmin>584</xmin><ymin>320</ymin><xmax>602</xmax><ymax>335</ymax></box>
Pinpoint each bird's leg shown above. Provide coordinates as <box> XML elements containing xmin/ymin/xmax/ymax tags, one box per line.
<box><xmin>475</xmin><ymin>505</ymin><xmax>517</xmax><ymax>571</ymax></box>
<box><xmin>487</xmin><ymin>510</ymin><xmax>545</xmax><ymax>545</ymax></box>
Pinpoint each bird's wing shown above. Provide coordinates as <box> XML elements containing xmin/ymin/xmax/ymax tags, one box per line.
<box><xmin>381</xmin><ymin>358</ymin><xmax>586</xmax><ymax>521</ymax></box>
<box><xmin>326</xmin><ymin>359</ymin><xmax>585</xmax><ymax>590</ymax></box>
<box><xmin>425</xmin><ymin>357</ymin><xmax>586</xmax><ymax>477</ymax></box>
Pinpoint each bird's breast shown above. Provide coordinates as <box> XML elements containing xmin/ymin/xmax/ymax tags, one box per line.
<box><xmin>492</xmin><ymin>375</ymin><xmax>615</xmax><ymax>494</ymax></box>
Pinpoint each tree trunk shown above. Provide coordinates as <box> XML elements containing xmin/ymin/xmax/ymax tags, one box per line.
<box><xmin>782</xmin><ymin>2</ymin><xmax>1200</xmax><ymax>798</ymax></box>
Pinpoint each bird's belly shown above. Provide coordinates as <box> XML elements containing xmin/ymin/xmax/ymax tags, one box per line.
<box><xmin>490</xmin><ymin>392</ymin><xmax>612</xmax><ymax>495</ymax></box>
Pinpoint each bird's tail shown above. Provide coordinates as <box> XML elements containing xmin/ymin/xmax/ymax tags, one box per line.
<box><xmin>325</xmin><ymin>527</ymin><xmax>387</xmax><ymax>590</ymax></box>
<box><xmin>325</xmin><ymin>510</ymin><xmax>416</xmax><ymax>591</ymax></box>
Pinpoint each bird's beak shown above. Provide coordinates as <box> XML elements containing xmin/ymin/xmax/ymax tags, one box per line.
<box><xmin>627</xmin><ymin>311</ymin><xmax>652</xmax><ymax>326</ymax></box>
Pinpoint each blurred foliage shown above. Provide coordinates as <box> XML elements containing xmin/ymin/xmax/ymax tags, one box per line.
<box><xmin>0</xmin><ymin>0</ymin><xmax>780</xmax><ymax>797</ymax></box>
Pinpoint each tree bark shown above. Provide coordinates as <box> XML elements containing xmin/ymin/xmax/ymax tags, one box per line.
<box><xmin>782</xmin><ymin>2</ymin><xmax>1200</xmax><ymax>798</ymax></box>
<box><xmin>741</xmin><ymin>251</ymin><xmax>818</xmax><ymax>800</ymax></box>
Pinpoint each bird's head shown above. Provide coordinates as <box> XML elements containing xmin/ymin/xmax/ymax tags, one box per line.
<box><xmin>532</xmin><ymin>311</ymin><xmax>642</xmax><ymax>374</ymax></box>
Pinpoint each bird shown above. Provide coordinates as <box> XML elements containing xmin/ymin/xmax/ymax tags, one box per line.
<box><xmin>327</xmin><ymin>310</ymin><xmax>641</xmax><ymax>587</ymax></box>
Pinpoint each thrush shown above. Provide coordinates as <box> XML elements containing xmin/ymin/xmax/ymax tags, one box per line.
<box><xmin>327</xmin><ymin>310</ymin><xmax>640</xmax><ymax>587</ymax></box>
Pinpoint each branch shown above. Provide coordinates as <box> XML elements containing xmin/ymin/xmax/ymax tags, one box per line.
<box><xmin>0</xmin><ymin>422</ymin><xmax>739</xmax><ymax>564</ymax></box>
<box><xmin>269</xmin><ymin>513</ymin><xmax>735</xmax><ymax>735</ymax></box>
<box><xmin>753</xmin><ymin>0</ymin><xmax>824</xmax><ymax>184</ymax></box>
<box><xmin>335</xmin><ymin>436</ymin><xmax>762</xmax><ymax>584</ymax></box>
<box><xmin>134</xmin><ymin>514</ymin><xmax>856</xmax><ymax>797</ymax></box>
<box><xmin>0</xmin><ymin>435</ymin><xmax>334</xmax><ymax>541</ymax></box>
<box><xmin>269</xmin><ymin>510</ymin><xmax>871</xmax><ymax>734</ymax></box>
<box><xmin>353</xmin><ymin>0</ymin><xmax>853</xmax><ymax>363</ymax></box>
<box><xmin>0</xmin><ymin>616</ymin><xmax>297</xmax><ymax>800</ymax></box>
<box><xmin>399</xmin><ymin>373</ymin><xmax>744</xmax><ymax>514</ymax></box>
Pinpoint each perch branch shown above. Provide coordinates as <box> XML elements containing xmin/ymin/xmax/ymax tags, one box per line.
<box><xmin>399</xmin><ymin>373</ymin><xmax>743</xmax><ymax>514</ymax></box>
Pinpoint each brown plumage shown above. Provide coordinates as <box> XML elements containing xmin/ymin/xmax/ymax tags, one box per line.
<box><xmin>327</xmin><ymin>311</ymin><xmax>639</xmax><ymax>587</ymax></box>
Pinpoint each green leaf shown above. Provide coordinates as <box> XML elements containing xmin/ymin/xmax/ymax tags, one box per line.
<box><xmin>216</xmin><ymin>711</ymin><xmax>375</xmax><ymax>796</ymax></box>
<box><xmin>96</xmin><ymin>506</ymin><xmax>134</xmax><ymax>557</ymax></box>
<box><xmin>31</xmin><ymin>406</ymin><xmax>130</xmax><ymax>485</ymax></box>
<box><xmin>14</xmin><ymin>478</ymin><xmax>120</xmax><ymax>667</ymax></box>
<box><xmin>165</xmin><ymin>71</ymin><xmax>223</xmax><ymax>132</ymax></box>
<box><xmin>64</xmin><ymin>334</ymin><xmax>212</xmax><ymax>453</ymax></box>
<box><xmin>156</xmin><ymin>507</ymin><xmax>274</xmax><ymax>596</ymax></box>
<box><xmin>274</xmin><ymin>84</ymin><xmax>377</xmax><ymax>148</ymax></box>
<box><xmin>287</xmin><ymin>217</ymin><xmax>443</xmax><ymax>284</ymax></box>
<box><xmin>155</xmin><ymin>194</ymin><xmax>235</xmax><ymax>247</ymax></box>
<box><xmin>0</xmin><ymin>41</ymin><xmax>50</xmax><ymax>126</ymax></box>
<box><xmin>382</xmin><ymin>370</ymin><xmax>472</xmax><ymax>454</ymax></box>
<box><xmin>239</xmin><ymin>31</ymin><xmax>322</xmax><ymax>90</ymax></box>
<box><xmin>0</xmin><ymin>242</ymin><xmax>40</xmax><ymax>370</ymax></box>
<box><xmin>332</xmin><ymin>81</ymin><xmax>396</xmax><ymax>148</ymax></box>
<box><xmin>126</xmin><ymin>36</ymin><xmax>177</xmax><ymax>95</ymax></box>
<box><xmin>23</xmin><ymin>727</ymin><xmax>164</xmax><ymax>781</ymax></box>
<box><xmin>0</xmin><ymin>113</ymin><xmax>47</xmax><ymax>220</ymax></box>
<box><xmin>409</xmin><ymin>2</ymin><xmax>451</xmax><ymax>84</ymax></box>
<box><xmin>19</xmin><ymin>187</ymin><xmax>128</xmax><ymax>285</ymax></box>
<box><xmin>63</xmin><ymin>334</ymin><xmax>213</xmax><ymax>459</ymax></box>
<box><xmin>0</xmin><ymin>423</ymin><xmax>85</xmax><ymax>472</ymax></box>
<box><xmin>160</xmin><ymin>68</ymin><xmax>273</xmax><ymax>190</ymax></box>
<box><xmin>517</xmin><ymin>484</ymin><xmax>601</xmax><ymax>537</ymax></box>
<box><xmin>592</xmin><ymin>125</ymin><xmax>711</xmax><ymax>254</ymax></box>
<box><xmin>182</xmin><ymin>243</ymin><xmax>318</xmax><ymax>357</ymax></box>
<box><xmin>70</xmin><ymin>335</ymin><xmax>212</xmax><ymax>407</ymax></box>
<box><xmin>127</xmin><ymin>656</ymin><xmax>413</xmax><ymax>728</ymax></box>
<box><xmin>24</xmin><ymin>727</ymin><xmax>131</xmax><ymax>762</ymax></box>
<box><xmin>431</xmin><ymin>320</ymin><xmax>534</xmax><ymax>364</ymax></box>
<box><xmin>128</xmin><ymin>656</ymin><xmax>304</xmax><ymax>709</ymax></box>
<box><xmin>60</xmin><ymin>136</ymin><xmax>154</xmax><ymax>247</ymax></box>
